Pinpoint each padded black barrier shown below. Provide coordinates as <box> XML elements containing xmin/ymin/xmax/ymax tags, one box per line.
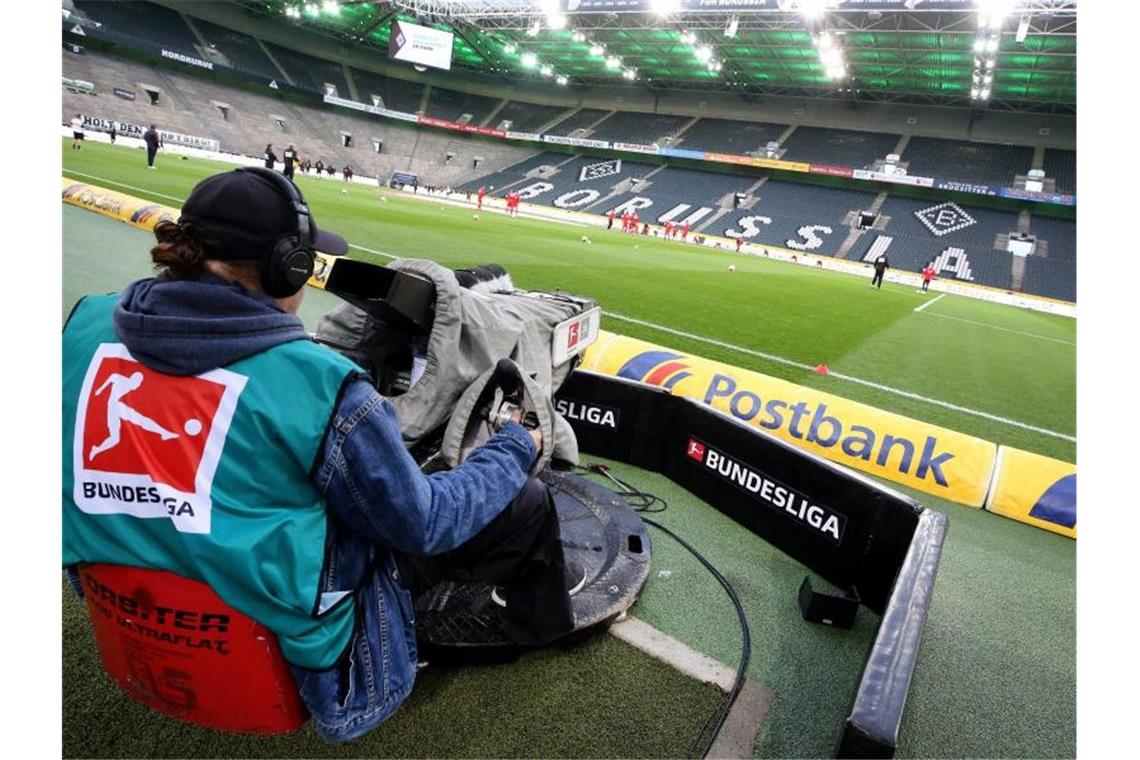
<box><xmin>556</xmin><ymin>370</ymin><xmax>924</xmax><ymax>613</ymax></box>
<box><xmin>839</xmin><ymin>510</ymin><xmax>949</xmax><ymax>758</ymax></box>
<box><xmin>555</xmin><ymin>369</ymin><xmax>948</xmax><ymax>756</ymax></box>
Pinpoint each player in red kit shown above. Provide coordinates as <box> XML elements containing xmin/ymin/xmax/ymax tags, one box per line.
<box><xmin>607</xmin><ymin>209</ymin><xmax>615</xmax><ymax>230</ymax></box>
<box><xmin>477</xmin><ymin>186</ymin><xmax>486</xmax><ymax>211</ymax></box>
<box><xmin>736</xmin><ymin>236</ymin><xmax>744</xmax><ymax>253</ymax></box>
<box><xmin>920</xmin><ymin>262</ymin><xmax>936</xmax><ymax>292</ymax></box>
<box><xmin>664</xmin><ymin>221</ymin><xmax>673</xmax><ymax>239</ymax></box>
<box><xmin>682</xmin><ymin>221</ymin><xmax>691</xmax><ymax>242</ymax></box>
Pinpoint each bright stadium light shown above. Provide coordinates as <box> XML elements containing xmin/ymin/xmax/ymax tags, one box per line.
<box><xmin>547</xmin><ymin>14</ymin><xmax>567</xmax><ymax>30</ymax></box>
<box><xmin>977</xmin><ymin>0</ymin><xmax>1018</xmax><ymax>30</ymax></box>
<box><xmin>797</xmin><ymin>0</ymin><xmax>830</xmax><ymax>21</ymax></box>
<box><xmin>304</xmin><ymin>3</ymin><xmax>320</xmax><ymax>16</ymax></box>
<box><xmin>526</xmin><ymin>19</ymin><xmax>541</xmax><ymax>36</ymax></box>
<box><xmin>651</xmin><ymin>0</ymin><xmax>681</xmax><ymax>16</ymax></box>
<box><xmin>973</xmin><ymin>39</ymin><xmax>985</xmax><ymax>52</ymax></box>
<box><xmin>1015</xmin><ymin>16</ymin><xmax>1030</xmax><ymax>43</ymax></box>
<box><xmin>589</xmin><ymin>43</ymin><xmax>605</xmax><ymax>56</ymax></box>
<box><xmin>556</xmin><ymin>74</ymin><xmax>568</xmax><ymax>85</ymax></box>
<box><xmin>681</xmin><ymin>31</ymin><xmax>696</xmax><ymax>45</ymax></box>
<box><xmin>540</xmin><ymin>64</ymin><xmax>553</xmax><ymax>76</ymax></box>
<box><xmin>572</xmin><ymin>31</ymin><xmax>586</xmax><ymax>43</ymax></box>
<box><xmin>986</xmin><ymin>37</ymin><xmax>999</xmax><ymax>53</ymax></box>
<box><xmin>521</xmin><ymin>51</ymin><xmax>538</xmax><ymax>68</ymax></box>
<box><xmin>605</xmin><ymin>55</ymin><xmax>621</xmax><ymax>69</ymax></box>
<box><xmin>504</xmin><ymin>43</ymin><xmax>517</xmax><ymax>54</ymax></box>
<box><xmin>321</xmin><ymin>1</ymin><xmax>339</xmax><ymax>14</ymax></box>
<box><xmin>725</xmin><ymin>16</ymin><xmax>739</xmax><ymax>38</ymax></box>
<box><xmin>985</xmin><ymin>57</ymin><xmax>995</xmax><ymax>68</ymax></box>
<box><xmin>971</xmin><ymin>87</ymin><xmax>980</xmax><ymax>98</ymax></box>
<box><xmin>695</xmin><ymin>45</ymin><xmax>713</xmax><ymax>62</ymax></box>
<box><xmin>981</xmin><ymin>87</ymin><xmax>991</xmax><ymax>99</ymax></box>
<box><xmin>623</xmin><ymin>68</ymin><xmax>637</xmax><ymax>80</ymax></box>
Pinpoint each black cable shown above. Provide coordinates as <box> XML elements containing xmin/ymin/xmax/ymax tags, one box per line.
<box><xmin>565</xmin><ymin>463</ymin><xmax>752</xmax><ymax>759</ymax></box>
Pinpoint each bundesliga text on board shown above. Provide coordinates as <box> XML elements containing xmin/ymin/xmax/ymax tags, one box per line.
<box><xmin>555</xmin><ymin>398</ymin><xmax>620</xmax><ymax>429</ymax></box>
<box><xmin>685</xmin><ymin>437</ymin><xmax>846</xmax><ymax>543</ymax></box>
<box><xmin>72</xmin><ymin>343</ymin><xmax>246</xmax><ymax>534</ymax></box>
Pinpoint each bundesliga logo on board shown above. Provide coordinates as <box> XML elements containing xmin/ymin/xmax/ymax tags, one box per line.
<box><xmin>72</xmin><ymin>344</ymin><xmax>247</xmax><ymax>534</ymax></box>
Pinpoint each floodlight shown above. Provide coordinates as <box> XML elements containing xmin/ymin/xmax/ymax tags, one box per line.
<box><xmin>547</xmin><ymin>14</ymin><xmax>567</xmax><ymax>31</ymax></box>
<box><xmin>522</xmin><ymin>52</ymin><xmax>538</xmax><ymax>68</ymax></box>
<box><xmin>681</xmin><ymin>31</ymin><xmax>696</xmax><ymax>45</ymax></box>
<box><xmin>589</xmin><ymin>43</ymin><xmax>605</xmax><ymax>56</ymax></box>
<box><xmin>971</xmin><ymin>87</ymin><xmax>979</xmax><ymax>98</ymax></box>
<box><xmin>527</xmin><ymin>19</ymin><xmax>541</xmax><ymax>37</ymax></box>
<box><xmin>304</xmin><ymin>3</ymin><xmax>320</xmax><ymax>16</ymax></box>
<box><xmin>973</xmin><ymin>39</ymin><xmax>985</xmax><ymax>52</ymax></box>
<box><xmin>572</xmin><ymin>32</ymin><xmax>586</xmax><ymax>43</ymax></box>
<box><xmin>695</xmin><ymin>45</ymin><xmax>713</xmax><ymax>62</ymax></box>
<box><xmin>725</xmin><ymin>16</ymin><xmax>739</xmax><ymax>38</ymax></box>
<box><xmin>556</xmin><ymin>75</ymin><xmax>568</xmax><ymax>85</ymax></box>
<box><xmin>983</xmin><ymin>73</ymin><xmax>993</xmax><ymax>83</ymax></box>
<box><xmin>798</xmin><ymin>0</ymin><xmax>829</xmax><ymax>21</ymax></box>
<box><xmin>981</xmin><ymin>87</ymin><xmax>991</xmax><ymax>98</ymax></box>
<box><xmin>818</xmin><ymin>32</ymin><xmax>833</xmax><ymax>50</ymax></box>
<box><xmin>985</xmin><ymin>57</ymin><xmax>995</xmax><ymax>68</ymax></box>
<box><xmin>504</xmin><ymin>43</ymin><xmax>517</xmax><ymax>54</ymax></box>
<box><xmin>651</xmin><ymin>0</ymin><xmax>681</xmax><ymax>16</ymax></box>
<box><xmin>321</xmin><ymin>1</ymin><xmax>339</xmax><ymax>15</ymax></box>
<box><xmin>1016</xmin><ymin>17</ymin><xmax>1030</xmax><ymax>42</ymax></box>
<box><xmin>986</xmin><ymin>38</ymin><xmax>999</xmax><ymax>53</ymax></box>
<box><xmin>605</xmin><ymin>56</ymin><xmax>621</xmax><ymax>69</ymax></box>
<box><xmin>540</xmin><ymin>64</ymin><xmax>553</xmax><ymax>76</ymax></box>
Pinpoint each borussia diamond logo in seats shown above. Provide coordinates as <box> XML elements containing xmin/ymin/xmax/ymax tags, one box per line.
<box><xmin>914</xmin><ymin>202</ymin><xmax>977</xmax><ymax>237</ymax></box>
<box><xmin>579</xmin><ymin>159</ymin><xmax>622</xmax><ymax>182</ymax></box>
<box><xmin>395</xmin><ymin>32</ymin><xmax>405</xmax><ymax>47</ymax></box>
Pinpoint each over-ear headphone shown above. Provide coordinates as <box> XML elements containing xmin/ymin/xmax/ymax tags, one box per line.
<box><xmin>236</xmin><ymin>166</ymin><xmax>315</xmax><ymax>298</ymax></box>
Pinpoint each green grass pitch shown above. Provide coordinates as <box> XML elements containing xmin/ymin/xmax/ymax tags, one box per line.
<box><xmin>62</xmin><ymin>141</ymin><xmax>1075</xmax><ymax>463</ymax></box>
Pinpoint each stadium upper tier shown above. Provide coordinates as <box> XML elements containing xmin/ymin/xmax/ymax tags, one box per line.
<box><xmin>63</xmin><ymin>49</ymin><xmax>536</xmax><ymax>189</ymax></box>
<box><xmin>63</xmin><ymin>1</ymin><xmax>1072</xmax><ymax>195</ymax></box>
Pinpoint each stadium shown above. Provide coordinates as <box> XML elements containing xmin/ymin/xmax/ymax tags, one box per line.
<box><xmin>59</xmin><ymin>1</ymin><xmax>1080</xmax><ymax>757</ymax></box>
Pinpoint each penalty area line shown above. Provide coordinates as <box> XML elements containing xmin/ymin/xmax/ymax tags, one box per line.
<box><xmin>913</xmin><ymin>293</ymin><xmax>946</xmax><ymax>313</ymax></box>
<box><xmin>603</xmin><ymin>310</ymin><xmax>1075</xmax><ymax>443</ymax></box>
<box><xmin>919</xmin><ymin>311</ymin><xmax>1076</xmax><ymax>346</ymax></box>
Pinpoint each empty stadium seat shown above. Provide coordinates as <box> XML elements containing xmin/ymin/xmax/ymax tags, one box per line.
<box><xmin>587</xmin><ymin>112</ymin><xmax>692</xmax><ymax>145</ymax></box>
<box><xmin>1042</xmin><ymin>149</ymin><xmax>1076</xmax><ymax>195</ymax></box>
<box><xmin>546</xmin><ymin>108</ymin><xmax>610</xmax><ymax>136</ymax></box>
<box><xmin>676</xmin><ymin>118</ymin><xmax>788</xmax><ymax>155</ymax></box>
<box><xmin>780</xmin><ymin>126</ymin><xmax>900</xmax><ymax>167</ymax></box>
<box><xmin>493</xmin><ymin>101</ymin><xmax>570</xmax><ymax>133</ymax></box>
<box><xmin>192</xmin><ymin>18</ymin><xmax>279</xmax><ymax>80</ymax></box>
<box><xmin>424</xmin><ymin>86</ymin><xmax>500</xmax><ymax>124</ymax></box>
<box><xmin>902</xmin><ymin>137</ymin><xmax>1033</xmax><ymax>187</ymax></box>
<box><xmin>350</xmin><ymin>68</ymin><xmax>425</xmax><ymax>113</ymax></box>
<box><xmin>75</xmin><ymin>0</ymin><xmax>201</xmax><ymax>54</ymax></box>
<box><xmin>78</xmin><ymin>564</ymin><xmax>308</xmax><ymax>734</ymax></box>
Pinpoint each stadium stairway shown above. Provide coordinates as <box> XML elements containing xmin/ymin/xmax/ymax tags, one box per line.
<box><xmin>255</xmin><ymin>38</ymin><xmax>295</xmax><ymax>86</ymax></box>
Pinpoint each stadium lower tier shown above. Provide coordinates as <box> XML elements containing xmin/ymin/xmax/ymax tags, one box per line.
<box><xmin>459</xmin><ymin>153</ymin><xmax>1076</xmax><ymax>302</ymax></box>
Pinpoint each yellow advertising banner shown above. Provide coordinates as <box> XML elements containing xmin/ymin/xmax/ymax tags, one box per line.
<box><xmin>704</xmin><ymin>153</ymin><xmax>811</xmax><ymax>174</ymax></box>
<box><xmin>985</xmin><ymin>446</ymin><xmax>1076</xmax><ymax>538</ymax></box>
<box><xmin>61</xmin><ymin>177</ymin><xmax>179</xmax><ymax>231</ymax></box>
<box><xmin>582</xmin><ymin>331</ymin><xmax>997</xmax><ymax>507</ymax></box>
<box><xmin>63</xmin><ymin>177</ymin><xmax>346</xmax><ymax>288</ymax></box>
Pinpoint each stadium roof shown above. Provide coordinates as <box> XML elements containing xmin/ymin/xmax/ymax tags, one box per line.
<box><xmin>234</xmin><ymin>1</ymin><xmax>1076</xmax><ymax>114</ymax></box>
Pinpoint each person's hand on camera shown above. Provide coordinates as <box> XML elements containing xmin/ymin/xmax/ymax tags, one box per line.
<box><xmin>510</xmin><ymin>408</ymin><xmax>543</xmax><ymax>454</ymax></box>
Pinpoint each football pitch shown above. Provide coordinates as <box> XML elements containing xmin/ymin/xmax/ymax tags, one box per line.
<box><xmin>62</xmin><ymin>141</ymin><xmax>1077</xmax><ymax>758</ymax></box>
<box><xmin>61</xmin><ymin>141</ymin><xmax>1075</xmax><ymax>463</ymax></box>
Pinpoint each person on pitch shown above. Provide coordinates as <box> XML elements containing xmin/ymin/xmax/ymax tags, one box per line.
<box><xmin>62</xmin><ymin>167</ymin><xmax>583</xmax><ymax>743</ymax></box>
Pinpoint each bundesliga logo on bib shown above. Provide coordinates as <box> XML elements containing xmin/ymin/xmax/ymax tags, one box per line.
<box><xmin>72</xmin><ymin>344</ymin><xmax>247</xmax><ymax>534</ymax></box>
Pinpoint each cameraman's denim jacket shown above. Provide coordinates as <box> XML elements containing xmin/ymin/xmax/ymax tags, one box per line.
<box><xmin>300</xmin><ymin>378</ymin><xmax>535</xmax><ymax>742</ymax></box>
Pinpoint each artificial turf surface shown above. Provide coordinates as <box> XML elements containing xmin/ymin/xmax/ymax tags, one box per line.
<box><xmin>61</xmin><ymin>141</ymin><xmax>1077</xmax><ymax>758</ymax></box>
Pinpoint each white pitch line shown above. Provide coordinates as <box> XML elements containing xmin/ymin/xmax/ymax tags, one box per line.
<box><xmin>920</xmin><ymin>311</ymin><xmax>1076</xmax><ymax>346</ymax></box>
<box><xmin>63</xmin><ymin>171</ymin><xmax>186</xmax><ymax>204</ymax></box>
<box><xmin>913</xmin><ymin>293</ymin><xmax>946</xmax><ymax>313</ymax></box>
<box><xmin>609</xmin><ymin>616</ymin><xmax>737</xmax><ymax>692</ymax></box>
<box><xmin>349</xmin><ymin>243</ymin><xmax>399</xmax><ymax>260</ymax></box>
<box><xmin>603</xmin><ymin>310</ymin><xmax>1076</xmax><ymax>443</ymax></box>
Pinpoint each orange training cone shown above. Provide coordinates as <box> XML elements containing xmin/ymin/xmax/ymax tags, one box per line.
<box><xmin>815</xmin><ymin>363</ymin><xmax>830</xmax><ymax>375</ymax></box>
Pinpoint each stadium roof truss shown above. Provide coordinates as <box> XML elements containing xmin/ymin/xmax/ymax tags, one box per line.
<box><xmin>240</xmin><ymin>1</ymin><xmax>1075</xmax><ymax>114</ymax></box>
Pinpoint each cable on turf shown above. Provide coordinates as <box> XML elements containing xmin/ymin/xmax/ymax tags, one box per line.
<box><xmin>563</xmin><ymin>462</ymin><xmax>752</xmax><ymax>759</ymax></box>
